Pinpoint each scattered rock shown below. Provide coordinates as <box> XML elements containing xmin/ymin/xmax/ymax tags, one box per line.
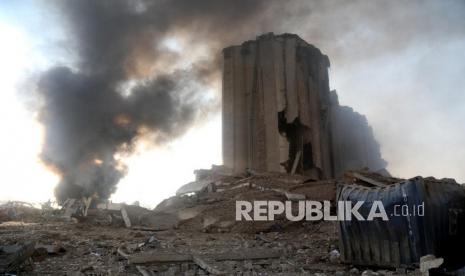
<box><xmin>420</xmin><ymin>255</ymin><xmax>443</xmax><ymax>276</ymax></box>
<box><xmin>361</xmin><ymin>270</ymin><xmax>379</xmax><ymax>276</ymax></box>
<box><xmin>329</xmin><ymin>249</ymin><xmax>340</xmax><ymax>263</ymax></box>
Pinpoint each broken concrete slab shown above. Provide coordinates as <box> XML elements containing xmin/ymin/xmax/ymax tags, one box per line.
<box><xmin>176</xmin><ymin>179</ymin><xmax>214</xmax><ymax>196</ymax></box>
<box><xmin>420</xmin><ymin>255</ymin><xmax>443</xmax><ymax>276</ymax></box>
<box><xmin>121</xmin><ymin>207</ymin><xmax>132</xmax><ymax>228</ymax></box>
<box><xmin>284</xmin><ymin>191</ymin><xmax>306</xmax><ymax>201</ymax></box>
<box><xmin>35</xmin><ymin>243</ymin><xmax>66</xmax><ymax>255</ymax></box>
<box><xmin>62</xmin><ymin>198</ymin><xmax>78</xmax><ymax>218</ymax></box>
<box><xmin>127</xmin><ymin>248</ymin><xmax>282</xmax><ymax>265</ymax></box>
<box><xmin>176</xmin><ymin>205</ymin><xmax>209</xmax><ymax>221</ymax></box>
<box><xmin>347</xmin><ymin>171</ymin><xmax>388</xmax><ymax>187</ymax></box>
<box><xmin>139</xmin><ymin>212</ymin><xmax>179</xmax><ymax>231</ymax></box>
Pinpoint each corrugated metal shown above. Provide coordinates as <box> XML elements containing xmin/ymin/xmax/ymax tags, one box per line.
<box><xmin>337</xmin><ymin>177</ymin><xmax>465</xmax><ymax>268</ymax></box>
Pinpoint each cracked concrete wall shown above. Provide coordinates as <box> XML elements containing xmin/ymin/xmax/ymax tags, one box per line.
<box><xmin>222</xmin><ymin>33</ymin><xmax>333</xmax><ymax>177</ymax></box>
<box><xmin>222</xmin><ymin>33</ymin><xmax>386</xmax><ymax>178</ymax></box>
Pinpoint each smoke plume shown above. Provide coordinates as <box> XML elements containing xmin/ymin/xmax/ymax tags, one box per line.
<box><xmin>37</xmin><ymin>0</ymin><xmax>291</xmax><ymax>202</ymax></box>
<box><xmin>35</xmin><ymin>0</ymin><xmax>464</xmax><ymax>202</ymax></box>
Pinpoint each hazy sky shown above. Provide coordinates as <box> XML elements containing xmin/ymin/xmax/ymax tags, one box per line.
<box><xmin>0</xmin><ymin>0</ymin><xmax>463</xmax><ymax>207</ymax></box>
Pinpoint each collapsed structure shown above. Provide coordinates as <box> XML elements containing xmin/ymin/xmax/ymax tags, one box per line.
<box><xmin>3</xmin><ymin>168</ymin><xmax>465</xmax><ymax>275</ymax></box>
<box><xmin>2</xmin><ymin>33</ymin><xmax>465</xmax><ymax>275</ymax></box>
<box><xmin>222</xmin><ymin>33</ymin><xmax>386</xmax><ymax>178</ymax></box>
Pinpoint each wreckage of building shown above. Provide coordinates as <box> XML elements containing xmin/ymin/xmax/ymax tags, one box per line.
<box><xmin>2</xmin><ymin>33</ymin><xmax>465</xmax><ymax>275</ymax></box>
<box><xmin>222</xmin><ymin>33</ymin><xmax>386</xmax><ymax>178</ymax></box>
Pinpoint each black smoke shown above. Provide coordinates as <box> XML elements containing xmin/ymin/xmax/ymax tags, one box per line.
<box><xmin>36</xmin><ymin>0</ymin><xmax>278</xmax><ymax>202</ymax></box>
<box><xmin>37</xmin><ymin>66</ymin><xmax>206</xmax><ymax>201</ymax></box>
<box><xmin>35</xmin><ymin>0</ymin><xmax>463</xmax><ymax>201</ymax></box>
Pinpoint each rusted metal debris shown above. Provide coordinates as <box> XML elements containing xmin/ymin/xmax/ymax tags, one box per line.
<box><xmin>337</xmin><ymin>176</ymin><xmax>465</xmax><ymax>270</ymax></box>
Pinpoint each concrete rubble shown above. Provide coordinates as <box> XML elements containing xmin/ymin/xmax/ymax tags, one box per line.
<box><xmin>1</xmin><ymin>166</ymin><xmax>464</xmax><ymax>275</ymax></box>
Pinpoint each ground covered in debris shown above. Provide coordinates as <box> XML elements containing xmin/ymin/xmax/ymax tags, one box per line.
<box><xmin>0</xmin><ymin>218</ymin><xmax>347</xmax><ymax>275</ymax></box>
<box><xmin>1</xmin><ymin>216</ymin><xmax>416</xmax><ymax>275</ymax></box>
<box><xmin>1</xmin><ymin>168</ymin><xmax>450</xmax><ymax>275</ymax></box>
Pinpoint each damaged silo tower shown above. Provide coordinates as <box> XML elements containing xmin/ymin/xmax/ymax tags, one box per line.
<box><xmin>222</xmin><ymin>33</ymin><xmax>333</xmax><ymax>178</ymax></box>
<box><xmin>222</xmin><ymin>33</ymin><xmax>386</xmax><ymax>179</ymax></box>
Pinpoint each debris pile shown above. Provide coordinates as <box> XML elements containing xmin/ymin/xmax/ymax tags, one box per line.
<box><xmin>0</xmin><ymin>202</ymin><xmax>41</xmax><ymax>223</ymax></box>
<box><xmin>1</xmin><ymin>166</ymin><xmax>464</xmax><ymax>275</ymax></box>
<box><xmin>157</xmin><ymin>166</ymin><xmax>337</xmax><ymax>234</ymax></box>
